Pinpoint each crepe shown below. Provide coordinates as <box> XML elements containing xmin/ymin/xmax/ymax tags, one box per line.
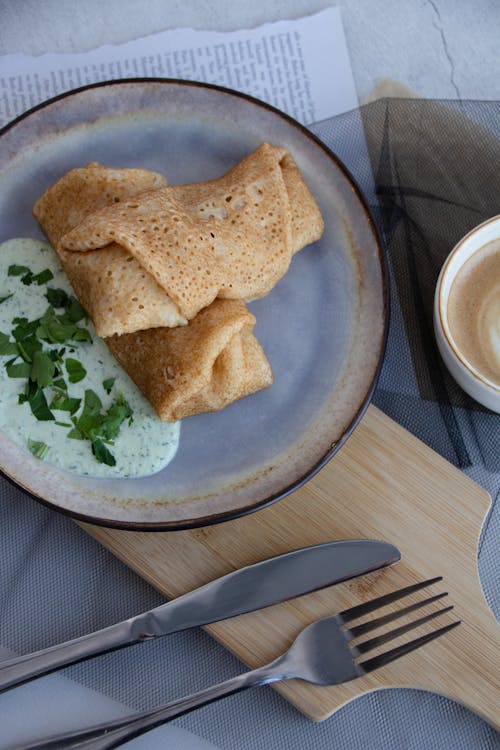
<box><xmin>33</xmin><ymin>163</ymin><xmax>187</xmax><ymax>336</ymax></box>
<box><xmin>171</xmin><ymin>143</ymin><xmax>324</xmax><ymax>298</ymax></box>
<box><xmin>37</xmin><ymin>143</ymin><xmax>323</xmax><ymax>336</ymax></box>
<box><xmin>106</xmin><ymin>299</ymin><xmax>273</xmax><ymax>422</ymax></box>
<box><xmin>33</xmin><ymin>161</ymin><xmax>275</xmax><ymax>421</ymax></box>
<box><xmin>173</xmin><ymin>145</ymin><xmax>323</xmax><ymax>257</ymax></box>
<box><xmin>32</xmin><ymin>145</ymin><xmax>323</xmax><ymax>420</ymax></box>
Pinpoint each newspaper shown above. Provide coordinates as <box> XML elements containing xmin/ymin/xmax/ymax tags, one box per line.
<box><xmin>0</xmin><ymin>8</ymin><xmax>357</xmax><ymax>128</ymax></box>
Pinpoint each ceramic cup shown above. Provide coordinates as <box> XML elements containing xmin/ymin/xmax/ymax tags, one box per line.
<box><xmin>434</xmin><ymin>215</ymin><xmax>500</xmax><ymax>413</ymax></box>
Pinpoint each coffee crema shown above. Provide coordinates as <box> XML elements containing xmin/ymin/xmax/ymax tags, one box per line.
<box><xmin>446</xmin><ymin>238</ymin><xmax>500</xmax><ymax>387</ymax></box>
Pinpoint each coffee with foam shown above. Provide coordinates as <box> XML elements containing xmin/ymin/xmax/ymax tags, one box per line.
<box><xmin>447</xmin><ymin>238</ymin><xmax>500</xmax><ymax>387</ymax></box>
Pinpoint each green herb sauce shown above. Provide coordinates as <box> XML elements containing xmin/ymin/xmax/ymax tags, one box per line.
<box><xmin>0</xmin><ymin>239</ymin><xmax>180</xmax><ymax>477</ymax></box>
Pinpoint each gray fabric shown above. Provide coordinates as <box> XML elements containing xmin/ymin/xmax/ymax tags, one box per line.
<box><xmin>0</xmin><ymin>99</ymin><xmax>499</xmax><ymax>748</ymax></box>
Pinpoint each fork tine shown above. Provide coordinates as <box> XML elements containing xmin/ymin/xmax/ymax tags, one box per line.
<box><xmin>339</xmin><ymin>577</ymin><xmax>443</xmax><ymax>624</ymax></box>
<box><xmin>346</xmin><ymin>592</ymin><xmax>449</xmax><ymax>638</ymax></box>
<box><xmin>359</xmin><ymin>620</ymin><xmax>461</xmax><ymax>673</ymax></box>
<box><xmin>355</xmin><ymin>605</ymin><xmax>454</xmax><ymax>653</ymax></box>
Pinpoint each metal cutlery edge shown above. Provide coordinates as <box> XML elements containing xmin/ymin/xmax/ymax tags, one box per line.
<box><xmin>0</xmin><ymin>538</ymin><xmax>400</xmax><ymax>692</ymax></box>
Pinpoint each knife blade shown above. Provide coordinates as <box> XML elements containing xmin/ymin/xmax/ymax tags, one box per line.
<box><xmin>0</xmin><ymin>538</ymin><xmax>399</xmax><ymax>692</ymax></box>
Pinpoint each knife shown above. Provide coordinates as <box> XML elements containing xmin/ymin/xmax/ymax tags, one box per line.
<box><xmin>0</xmin><ymin>538</ymin><xmax>399</xmax><ymax>692</ymax></box>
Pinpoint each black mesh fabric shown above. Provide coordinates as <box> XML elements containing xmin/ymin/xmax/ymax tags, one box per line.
<box><xmin>313</xmin><ymin>100</ymin><xmax>500</xmax><ymax>474</ymax></box>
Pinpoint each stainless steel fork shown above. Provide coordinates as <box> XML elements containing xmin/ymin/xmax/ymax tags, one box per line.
<box><xmin>15</xmin><ymin>577</ymin><xmax>460</xmax><ymax>750</ymax></box>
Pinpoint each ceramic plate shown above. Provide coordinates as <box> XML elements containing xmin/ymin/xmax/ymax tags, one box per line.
<box><xmin>0</xmin><ymin>80</ymin><xmax>388</xmax><ymax>529</ymax></box>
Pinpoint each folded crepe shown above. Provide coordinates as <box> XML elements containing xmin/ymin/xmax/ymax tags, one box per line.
<box><xmin>107</xmin><ymin>299</ymin><xmax>273</xmax><ymax>422</ymax></box>
<box><xmin>33</xmin><ymin>163</ymin><xmax>187</xmax><ymax>335</ymax></box>
<box><xmin>33</xmin><ymin>161</ymin><xmax>275</xmax><ymax>421</ymax></box>
<box><xmin>34</xmin><ymin>144</ymin><xmax>324</xmax><ymax>337</ymax></box>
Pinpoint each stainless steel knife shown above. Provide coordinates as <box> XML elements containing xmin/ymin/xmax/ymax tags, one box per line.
<box><xmin>0</xmin><ymin>538</ymin><xmax>399</xmax><ymax>692</ymax></box>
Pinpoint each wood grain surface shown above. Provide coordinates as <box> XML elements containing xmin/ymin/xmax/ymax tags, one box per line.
<box><xmin>81</xmin><ymin>405</ymin><xmax>499</xmax><ymax>727</ymax></box>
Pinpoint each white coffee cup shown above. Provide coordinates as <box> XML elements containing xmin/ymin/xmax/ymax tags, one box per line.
<box><xmin>434</xmin><ymin>215</ymin><xmax>500</xmax><ymax>413</ymax></box>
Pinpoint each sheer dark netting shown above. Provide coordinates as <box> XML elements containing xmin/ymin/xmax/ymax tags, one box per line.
<box><xmin>312</xmin><ymin>101</ymin><xmax>500</xmax><ymax>475</ymax></box>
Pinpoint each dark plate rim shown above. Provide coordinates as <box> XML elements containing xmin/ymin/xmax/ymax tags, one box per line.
<box><xmin>0</xmin><ymin>77</ymin><xmax>390</xmax><ymax>531</ymax></box>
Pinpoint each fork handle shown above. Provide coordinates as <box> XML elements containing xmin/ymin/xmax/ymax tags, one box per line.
<box><xmin>13</xmin><ymin>661</ymin><xmax>287</xmax><ymax>750</ymax></box>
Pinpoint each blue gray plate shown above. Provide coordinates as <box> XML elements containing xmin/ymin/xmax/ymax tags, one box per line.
<box><xmin>0</xmin><ymin>80</ymin><xmax>387</xmax><ymax>529</ymax></box>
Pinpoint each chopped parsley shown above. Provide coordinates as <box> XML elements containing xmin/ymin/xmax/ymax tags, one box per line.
<box><xmin>6</xmin><ymin>360</ymin><xmax>31</xmax><ymax>378</ymax></box>
<box><xmin>32</xmin><ymin>269</ymin><xmax>54</xmax><ymax>286</ymax></box>
<box><xmin>8</xmin><ymin>265</ymin><xmax>54</xmax><ymax>287</ymax></box>
<box><xmin>8</xmin><ymin>264</ymin><xmax>31</xmax><ymax>277</ymax></box>
<box><xmin>0</xmin><ymin>293</ymin><xmax>13</xmax><ymax>304</ymax></box>
<box><xmin>50</xmin><ymin>390</ymin><xmax>81</xmax><ymax>414</ymax></box>
<box><xmin>0</xmin><ymin>332</ymin><xmax>18</xmax><ymax>356</ymax></box>
<box><xmin>69</xmin><ymin>389</ymin><xmax>132</xmax><ymax>438</ymax></box>
<box><xmin>103</xmin><ymin>377</ymin><xmax>115</xmax><ymax>394</ymax></box>
<box><xmin>45</xmin><ymin>288</ymin><xmax>68</xmax><ymax>308</ymax></box>
<box><xmin>30</xmin><ymin>350</ymin><xmax>56</xmax><ymax>388</ymax></box>
<box><xmin>91</xmin><ymin>438</ymin><xmax>116</xmax><ymax>467</ymax></box>
<box><xmin>19</xmin><ymin>380</ymin><xmax>55</xmax><ymax>421</ymax></box>
<box><xmin>65</xmin><ymin>357</ymin><xmax>87</xmax><ymax>383</ymax></box>
<box><xmin>0</xmin><ymin>269</ymin><xmax>133</xmax><ymax>465</ymax></box>
<box><xmin>46</xmin><ymin>287</ymin><xmax>86</xmax><ymax>321</ymax></box>
<box><xmin>27</xmin><ymin>438</ymin><xmax>49</xmax><ymax>459</ymax></box>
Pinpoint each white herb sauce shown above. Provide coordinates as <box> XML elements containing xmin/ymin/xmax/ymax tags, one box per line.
<box><xmin>0</xmin><ymin>238</ymin><xmax>180</xmax><ymax>477</ymax></box>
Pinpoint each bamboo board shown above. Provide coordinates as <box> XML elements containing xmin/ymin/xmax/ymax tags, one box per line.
<box><xmin>81</xmin><ymin>405</ymin><xmax>499</xmax><ymax>727</ymax></box>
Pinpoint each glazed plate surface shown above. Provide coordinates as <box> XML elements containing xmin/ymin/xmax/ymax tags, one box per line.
<box><xmin>0</xmin><ymin>80</ymin><xmax>387</xmax><ymax>529</ymax></box>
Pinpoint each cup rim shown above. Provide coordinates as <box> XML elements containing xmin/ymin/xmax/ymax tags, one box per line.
<box><xmin>436</xmin><ymin>214</ymin><xmax>500</xmax><ymax>394</ymax></box>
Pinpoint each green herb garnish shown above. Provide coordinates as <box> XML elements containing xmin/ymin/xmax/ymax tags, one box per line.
<box><xmin>8</xmin><ymin>264</ymin><xmax>31</xmax><ymax>277</ymax></box>
<box><xmin>17</xmin><ymin>336</ymin><xmax>42</xmax><ymax>362</ymax></box>
<box><xmin>50</xmin><ymin>391</ymin><xmax>81</xmax><ymax>414</ymax></box>
<box><xmin>91</xmin><ymin>438</ymin><xmax>116</xmax><ymax>466</ymax></box>
<box><xmin>0</xmin><ymin>332</ymin><xmax>18</xmax><ymax>356</ymax></box>
<box><xmin>68</xmin><ymin>389</ymin><xmax>103</xmax><ymax>440</ymax></box>
<box><xmin>65</xmin><ymin>357</ymin><xmax>87</xmax><ymax>383</ymax></box>
<box><xmin>27</xmin><ymin>439</ymin><xmax>49</xmax><ymax>459</ymax></box>
<box><xmin>12</xmin><ymin>317</ymin><xmax>39</xmax><ymax>342</ymax></box>
<box><xmin>102</xmin><ymin>377</ymin><xmax>115</xmax><ymax>394</ymax></box>
<box><xmin>22</xmin><ymin>381</ymin><xmax>55</xmax><ymax>421</ymax></box>
<box><xmin>45</xmin><ymin>287</ymin><xmax>86</xmax><ymax>324</ymax></box>
<box><xmin>8</xmin><ymin>266</ymin><xmax>53</xmax><ymax>287</ymax></box>
<box><xmin>1</xmin><ymin>269</ymin><xmax>133</xmax><ymax>466</ymax></box>
<box><xmin>30</xmin><ymin>350</ymin><xmax>56</xmax><ymax>388</ymax></box>
<box><xmin>68</xmin><ymin>390</ymin><xmax>133</xmax><ymax>465</ymax></box>
<box><xmin>0</xmin><ymin>293</ymin><xmax>13</xmax><ymax>304</ymax></box>
<box><xmin>45</xmin><ymin>287</ymin><xmax>70</xmax><ymax>308</ymax></box>
<box><xmin>33</xmin><ymin>269</ymin><xmax>54</xmax><ymax>285</ymax></box>
<box><xmin>103</xmin><ymin>392</ymin><xmax>134</xmax><ymax>435</ymax></box>
<box><xmin>64</xmin><ymin>296</ymin><xmax>86</xmax><ymax>323</ymax></box>
<box><xmin>6</xmin><ymin>360</ymin><xmax>31</xmax><ymax>378</ymax></box>
<box><xmin>37</xmin><ymin>306</ymin><xmax>80</xmax><ymax>344</ymax></box>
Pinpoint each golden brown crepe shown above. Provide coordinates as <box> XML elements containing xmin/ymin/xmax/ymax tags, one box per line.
<box><xmin>33</xmin><ymin>160</ymin><xmax>277</xmax><ymax>421</ymax></box>
<box><xmin>32</xmin><ymin>145</ymin><xmax>323</xmax><ymax>420</ymax></box>
<box><xmin>168</xmin><ymin>145</ymin><xmax>323</xmax><ymax>297</ymax></box>
<box><xmin>279</xmin><ymin>152</ymin><xmax>325</xmax><ymax>255</ymax></box>
<box><xmin>35</xmin><ymin>144</ymin><xmax>323</xmax><ymax>337</ymax></box>
<box><xmin>106</xmin><ymin>299</ymin><xmax>273</xmax><ymax>422</ymax></box>
<box><xmin>33</xmin><ymin>163</ymin><xmax>186</xmax><ymax>336</ymax></box>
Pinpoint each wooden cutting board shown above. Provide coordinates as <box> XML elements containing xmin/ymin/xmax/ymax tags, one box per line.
<box><xmin>80</xmin><ymin>405</ymin><xmax>499</xmax><ymax>728</ymax></box>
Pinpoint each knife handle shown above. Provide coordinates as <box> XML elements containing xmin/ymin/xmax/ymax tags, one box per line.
<box><xmin>0</xmin><ymin>593</ymin><xmax>185</xmax><ymax>692</ymax></box>
<box><xmin>0</xmin><ymin>620</ymin><xmax>134</xmax><ymax>692</ymax></box>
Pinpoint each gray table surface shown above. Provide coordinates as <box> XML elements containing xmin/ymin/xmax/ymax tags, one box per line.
<box><xmin>0</xmin><ymin>2</ymin><xmax>499</xmax><ymax>749</ymax></box>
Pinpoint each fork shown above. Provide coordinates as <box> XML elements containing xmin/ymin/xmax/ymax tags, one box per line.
<box><xmin>14</xmin><ymin>577</ymin><xmax>460</xmax><ymax>750</ymax></box>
